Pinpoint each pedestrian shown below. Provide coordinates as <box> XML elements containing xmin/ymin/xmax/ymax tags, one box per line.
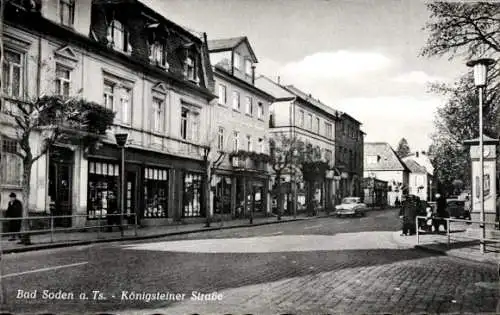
<box><xmin>106</xmin><ymin>191</ymin><xmax>121</xmax><ymax>232</ymax></box>
<box><xmin>395</xmin><ymin>197</ymin><xmax>401</xmax><ymax>208</ymax></box>
<box><xmin>6</xmin><ymin>192</ymin><xmax>22</xmax><ymax>241</ymax></box>
<box><xmin>400</xmin><ymin>195</ymin><xmax>417</xmax><ymax>236</ymax></box>
<box><xmin>464</xmin><ymin>195</ymin><xmax>472</xmax><ymax>222</ymax></box>
<box><xmin>434</xmin><ymin>193</ymin><xmax>449</xmax><ymax>233</ymax></box>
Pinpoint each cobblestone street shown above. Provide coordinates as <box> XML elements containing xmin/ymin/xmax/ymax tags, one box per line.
<box><xmin>1</xmin><ymin>209</ymin><xmax>498</xmax><ymax>314</ymax></box>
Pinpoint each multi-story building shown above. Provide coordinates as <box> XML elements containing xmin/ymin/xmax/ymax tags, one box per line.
<box><xmin>335</xmin><ymin>113</ymin><xmax>365</xmax><ymax>200</ymax></box>
<box><xmin>404</xmin><ymin>159</ymin><xmax>431</xmax><ymax>201</ymax></box>
<box><xmin>256</xmin><ymin>76</ymin><xmax>357</xmax><ymax>210</ymax></box>
<box><xmin>207</xmin><ymin>37</ymin><xmax>274</xmax><ymax>218</ymax></box>
<box><xmin>364</xmin><ymin>142</ymin><xmax>410</xmax><ymax>206</ymax></box>
<box><xmin>0</xmin><ymin>0</ymin><xmax>216</xmax><ymax>227</ymax></box>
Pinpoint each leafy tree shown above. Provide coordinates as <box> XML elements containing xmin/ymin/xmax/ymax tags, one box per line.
<box><xmin>421</xmin><ymin>2</ymin><xmax>500</xmax><ymax>194</ymax></box>
<box><xmin>269</xmin><ymin>134</ymin><xmax>301</xmax><ymax>220</ymax></box>
<box><xmin>396</xmin><ymin>138</ymin><xmax>411</xmax><ymax>158</ymax></box>
<box><xmin>201</xmin><ymin>135</ymin><xmax>226</xmax><ymax>227</ymax></box>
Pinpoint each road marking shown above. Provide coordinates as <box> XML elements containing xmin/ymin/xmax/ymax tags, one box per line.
<box><xmin>1</xmin><ymin>262</ymin><xmax>88</xmax><ymax>279</ymax></box>
<box><xmin>304</xmin><ymin>224</ymin><xmax>323</xmax><ymax>229</ymax></box>
<box><xmin>263</xmin><ymin>231</ymin><xmax>283</xmax><ymax>236</ymax></box>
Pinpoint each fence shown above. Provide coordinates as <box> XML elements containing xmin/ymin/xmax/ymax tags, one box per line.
<box><xmin>415</xmin><ymin>215</ymin><xmax>500</xmax><ymax>253</ymax></box>
<box><xmin>0</xmin><ymin>213</ymin><xmax>138</xmax><ymax>243</ymax></box>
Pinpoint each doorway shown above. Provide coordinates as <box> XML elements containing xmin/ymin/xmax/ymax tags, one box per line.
<box><xmin>125</xmin><ymin>171</ymin><xmax>137</xmax><ymax>224</ymax></box>
<box><xmin>48</xmin><ymin>147</ymin><xmax>74</xmax><ymax>228</ymax></box>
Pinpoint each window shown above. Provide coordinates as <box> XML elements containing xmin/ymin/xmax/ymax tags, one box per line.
<box><xmin>257</xmin><ymin>102</ymin><xmax>264</xmax><ymax>119</ymax></box>
<box><xmin>55</xmin><ymin>64</ymin><xmax>71</xmax><ymax>96</ymax></box>
<box><xmin>233</xmin><ymin>131</ymin><xmax>240</xmax><ymax>151</ymax></box>
<box><xmin>218</xmin><ymin>84</ymin><xmax>227</xmax><ymax>105</ymax></box>
<box><xmin>119</xmin><ymin>87</ymin><xmax>132</xmax><ymax>124</ymax></box>
<box><xmin>232</xmin><ymin>91</ymin><xmax>240</xmax><ymax>111</ymax></box>
<box><xmin>180</xmin><ymin>107</ymin><xmax>199</xmax><ymax>141</ymax></box>
<box><xmin>185</xmin><ymin>57</ymin><xmax>196</xmax><ymax>81</ymax></box>
<box><xmin>367</xmin><ymin>155</ymin><xmax>378</xmax><ymax>164</ymax></box>
<box><xmin>233</xmin><ymin>52</ymin><xmax>241</xmax><ymax>70</ymax></box>
<box><xmin>87</xmin><ymin>161</ymin><xmax>119</xmax><ymax>219</ymax></box>
<box><xmin>103</xmin><ymin>81</ymin><xmax>114</xmax><ymax>111</ymax></box>
<box><xmin>307</xmin><ymin>114</ymin><xmax>313</xmax><ymax>130</ymax></box>
<box><xmin>298</xmin><ymin>110</ymin><xmax>304</xmax><ymax>127</ymax></box>
<box><xmin>183</xmin><ymin>172</ymin><xmax>202</xmax><ymax>217</ymax></box>
<box><xmin>0</xmin><ymin>138</ymin><xmax>22</xmax><ymax>186</ymax></box>
<box><xmin>152</xmin><ymin>97</ymin><xmax>164</xmax><ymax>132</ymax></box>
<box><xmin>181</xmin><ymin>108</ymin><xmax>188</xmax><ymax>140</ymax></box>
<box><xmin>245</xmin><ymin>96</ymin><xmax>253</xmax><ymax>115</ymax></box>
<box><xmin>245</xmin><ymin>59</ymin><xmax>252</xmax><ymax>76</ymax></box>
<box><xmin>246</xmin><ymin>135</ymin><xmax>252</xmax><ymax>151</ymax></box>
<box><xmin>59</xmin><ymin>0</ymin><xmax>75</xmax><ymax>27</ymax></box>
<box><xmin>107</xmin><ymin>20</ymin><xmax>131</xmax><ymax>53</ymax></box>
<box><xmin>143</xmin><ymin>168</ymin><xmax>168</xmax><ymax>218</ymax></box>
<box><xmin>315</xmin><ymin>117</ymin><xmax>320</xmax><ymax>134</ymax></box>
<box><xmin>2</xmin><ymin>50</ymin><xmax>23</xmax><ymax>98</ymax></box>
<box><xmin>217</xmin><ymin>127</ymin><xmax>224</xmax><ymax>151</ymax></box>
<box><xmin>325</xmin><ymin>122</ymin><xmax>333</xmax><ymax>139</ymax></box>
<box><xmin>258</xmin><ymin>138</ymin><xmax>264</xmax><ymax>153</ymax></box>
<box><xmin>149</xmin><ymin>40</ymin><xmax>167</xmax><ymax>68</ymax></box>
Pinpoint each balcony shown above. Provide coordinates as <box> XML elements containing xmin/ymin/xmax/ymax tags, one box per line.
<box><xmin>229</xmin><ymin>150</ymin><xmax>270</xmax><ymax>173</ymax></box>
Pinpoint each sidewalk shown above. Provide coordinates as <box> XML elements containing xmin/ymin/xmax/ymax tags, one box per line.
<box><xmin>0</xmin><ymin>212</ymin><xmax>329</xmax><ymax>254</ymax></box>
<box><xmin>392</xmin><ymin>221</ymin><xmax>499</xmax><ymax>266</ymax></box>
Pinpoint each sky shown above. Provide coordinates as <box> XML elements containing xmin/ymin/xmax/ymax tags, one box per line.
<box><xmin>147</xmin><ymin>0</ymin><xmax>469</xmax><ymax>152</ymax></box>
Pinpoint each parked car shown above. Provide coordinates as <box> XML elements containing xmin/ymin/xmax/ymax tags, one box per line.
<box><xmin>335</xmin><ymin>197</ymin><xmax>367</xmax><ymax>217</ymax></box>
<box><xmin>446</xmin><ymin>199</ymin><xmax>471</xmax><ymax>219</ymax></box>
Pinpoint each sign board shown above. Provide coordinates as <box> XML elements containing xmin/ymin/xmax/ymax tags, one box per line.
<box><xmin>341</xmin><ymin>172</ymin><xmax>349</xmax><ymax>179</ymax></box>
<box><xmin>475</xmin><ymin>174</ymin><xmax>491</xmax><ymax>198</ymax></box>
<box><xmin>325</xmin><ymin>170</ymin><xmax>334</xmax><ymax>179</ymax></box>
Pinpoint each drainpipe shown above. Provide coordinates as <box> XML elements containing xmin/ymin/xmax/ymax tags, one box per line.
<box><xmin>251</xmin><ymin>64</ymin><xmax>255</xmax><ymax>85</ymax></box>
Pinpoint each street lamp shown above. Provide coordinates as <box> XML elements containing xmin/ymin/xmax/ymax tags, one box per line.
<box><xmin>466</xmin><ymin>58</ymin><xmax>495</xmax><ymax>254</ymax></box>
<box><xmin>115</xmin><ymin>133</ymin><xmax>128</xmax><ymax>237</ymax></box>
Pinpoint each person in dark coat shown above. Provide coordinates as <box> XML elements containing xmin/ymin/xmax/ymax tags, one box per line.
<box><xmin>400</xmin><ymin>195</ymin><xmax>417</xmax><ymax>236</ymax></box>
<box><xmin>106</xmin><ymin>191</ymin><xmax>122</xmax><ymax>232</ymax></box>
<box><xmin>434</xmin><ymin>193</ymin><xmax>449</xmax><ymax>233</ymax></box>
<box><xmin>6</xmin><ymin>192</ymin><xmax>22</xmax><ymax>241</ymax></box>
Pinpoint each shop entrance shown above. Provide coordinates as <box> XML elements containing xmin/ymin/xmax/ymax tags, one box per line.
<box><xmin>48</xmin><ymin>147</ymin><xmax>74</xmax><ymax>228</ymax></box>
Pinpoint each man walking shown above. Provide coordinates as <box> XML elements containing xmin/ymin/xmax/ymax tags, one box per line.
<box><xmin>6</xmin><ymin>193</ymin><xmax>22</xmax><ymax>241</ymax></box>
<box><xmin>400</xmin><ymin>195</ymin><xmax>417</xmax><ymax>236</ymax></box>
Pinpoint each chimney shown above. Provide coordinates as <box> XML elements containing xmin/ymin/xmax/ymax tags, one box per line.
<box><xmin>416</xmin><ymin>152</ymin><xmax>419</xmax><ymax>158</ymax></box>
<box><xmin>277</xmin><ymin>76</ymin><xmax>281</xmax><ymax>85</ymax></box>
<box><xmin>251</xmin><ymin>65</ymin><xmax>256</xmax><ymax>84</ymax></box>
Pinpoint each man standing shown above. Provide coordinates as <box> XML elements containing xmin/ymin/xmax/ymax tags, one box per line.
<box><xmin>400</xmin><ymin>195</ymin><xmax>417</xmax><ymax>236</ymax></box>
<box><xmin>434</xmin><ymin>193</ymin><xmax>449</xmax><ymax>232</ymax></box>
<box><xmin>6</xmin><ymin>193</ymin><xmax>22</xmax><ymax>241</ymax></box>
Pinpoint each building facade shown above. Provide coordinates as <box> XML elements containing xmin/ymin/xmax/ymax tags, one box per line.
<box><xmin>335</xmin><ymin>113</ymin><xmax>365</xmax><ymax>200</ymax></box>
<box><xmin>256</xmin><ymin>76</ymin><xmax>358</xmax><ymax>211</ymax></box>
<box><xmin>403</xmin><ymin>159</ymin><xmax>432</xmax><ymax>201</ymax></box>
<box><xmin>403</xmin><ymin>151</ymin><xmax>435</xmax><ymax>201</ymax></box>
<box><xmin>207</xmin><ymin>37</ymin><xmax>274</xmax><ymax>218</ymax></box>
<box><xmin>363</xmin><ymin>142</ymin><xmax>410</xmax><ymax>206</ymax></box>
<box><xmin>0</xmin><ymin>0</ymin><xmax>216</xmax><ymax>227</ymax></box>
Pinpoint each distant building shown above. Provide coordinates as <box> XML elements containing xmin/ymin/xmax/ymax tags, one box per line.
<box><xmin>404</xmin><ymin>159</ymin><xmax>432</xmax><ymax>201</ymax></box>
<box><xmin>364</xmin><ymin>142</ymin><xmax>410</xmax><ymax>206</ymax></box>
<box><xmin>403</xmin><ymin>151</ymin><xmax>436</xmax><ymax>201</ymax></box>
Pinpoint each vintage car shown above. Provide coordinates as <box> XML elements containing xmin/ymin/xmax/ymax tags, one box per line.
<box><xmin>335</xmin><ymin>197</ymin><xmax>367</xmax><ymax>217</ymax></box>
<box><xmin>446</xmin><ymin>199</ymin><xmax>471</xmax><ymax>220</ymax></box>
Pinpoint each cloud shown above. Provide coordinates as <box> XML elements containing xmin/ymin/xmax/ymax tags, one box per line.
<box><xmin>392</xmin><ymin>71</ymin><xmax>447</xmax><ymax>85</ymax></box>
<box><xmin>280</xmin><ymin>51</ymin><xmax>392</xmax><ymax>79</ymax></box>
<box><xmin>336</xmin><ymin>96</ymin><xmax>445</xmax><ymax>150</ymax></box>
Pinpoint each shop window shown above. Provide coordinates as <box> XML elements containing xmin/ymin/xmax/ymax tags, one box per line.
<box><xmin>182</xmin><ymin>172</ymin><xmax>202</xmax><ymax>217</ymax></box>
<box><xmin>0</xmin><ymin>138</ymin><xmax>22</xmax><ymax>186</ymax></box>
<box><xmin>143</xmin><ymin>168</ymin><xmax>168</xmax><ymax>218</ymax></box>
<box><xmin>87</xmin><ymin>161</ymin><xmax>119</xmax><ymax>219</ymax></box>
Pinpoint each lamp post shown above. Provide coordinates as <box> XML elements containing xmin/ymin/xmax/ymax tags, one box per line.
<box><xmin>466</xmin><ymin>58</ymin><xmax>495</xmax><ymax>254</ymax></box>
<box><xmin>115</xmin><ymin>133</ymin><xmax>128</xmax><ymax>237</ymax></box>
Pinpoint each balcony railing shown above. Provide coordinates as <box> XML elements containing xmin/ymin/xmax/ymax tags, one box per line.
<box><xmin>230</xmin><ymin>153</ymin><xmax>269</xmax><ymax>172</ymax></box>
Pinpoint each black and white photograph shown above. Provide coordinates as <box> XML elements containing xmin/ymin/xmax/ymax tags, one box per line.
<box><xmin>0</xmin><ymin>0</ymin><xmax>499</xmax><ymax>314</ymax></box>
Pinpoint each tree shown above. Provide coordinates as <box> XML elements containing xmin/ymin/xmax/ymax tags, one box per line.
<box><xmin>396</xmin><ymin>138</ymin><xmax>411</xmax><ymax>158</ymax></box>
<box><xmin>269</xmin><ymin>134</ymin><xmax>301</xmax><ymax>220</ymax></box>
<box><xmin>421</xmin><ymin>2</ymin><xmax>500</xmax><ymax>194</ymax></box>
<box><xmin>201</xmin><ymin>135</ymin><xmax>226</xmax><ymax>227</ymax></box>
<box><xmin>296</xmin><ymin>143</ymin><xmax>329</xmax><ymax>216</ymax></box>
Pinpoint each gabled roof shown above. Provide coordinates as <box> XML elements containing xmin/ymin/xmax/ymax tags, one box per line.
<box><xmin>404</xmin><ymin>159</ymin><xmax>427</xmax><ymax>174</ymax></box>
<box><xmin>364</xmin><ymin>142</ymin><xmax>410</xmax><ymax>172</ymax></box>
<box><xmin>207</xmin><ymin>36</ymin><xmax>258</xmax><ymax>63</ymax></box>
<box><xmin>255</xmin><ymin>75</ymin><xmax>296</xmax><ymax>100</ymax></box>
<box><xmin>284</xmin><ymin>85</ymin><xmax>341</xmax><ymax>120</ymax></box>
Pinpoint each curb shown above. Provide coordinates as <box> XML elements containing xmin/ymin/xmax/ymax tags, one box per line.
<box><xmin>414</xmin><ymin>244</ymin><xmax>498</xmax><ymax>266</ymax></box>
<box><xmin>1</xmin><ymin>214</ymin><xmax>330</xmax><ymax>254</ymax></box>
